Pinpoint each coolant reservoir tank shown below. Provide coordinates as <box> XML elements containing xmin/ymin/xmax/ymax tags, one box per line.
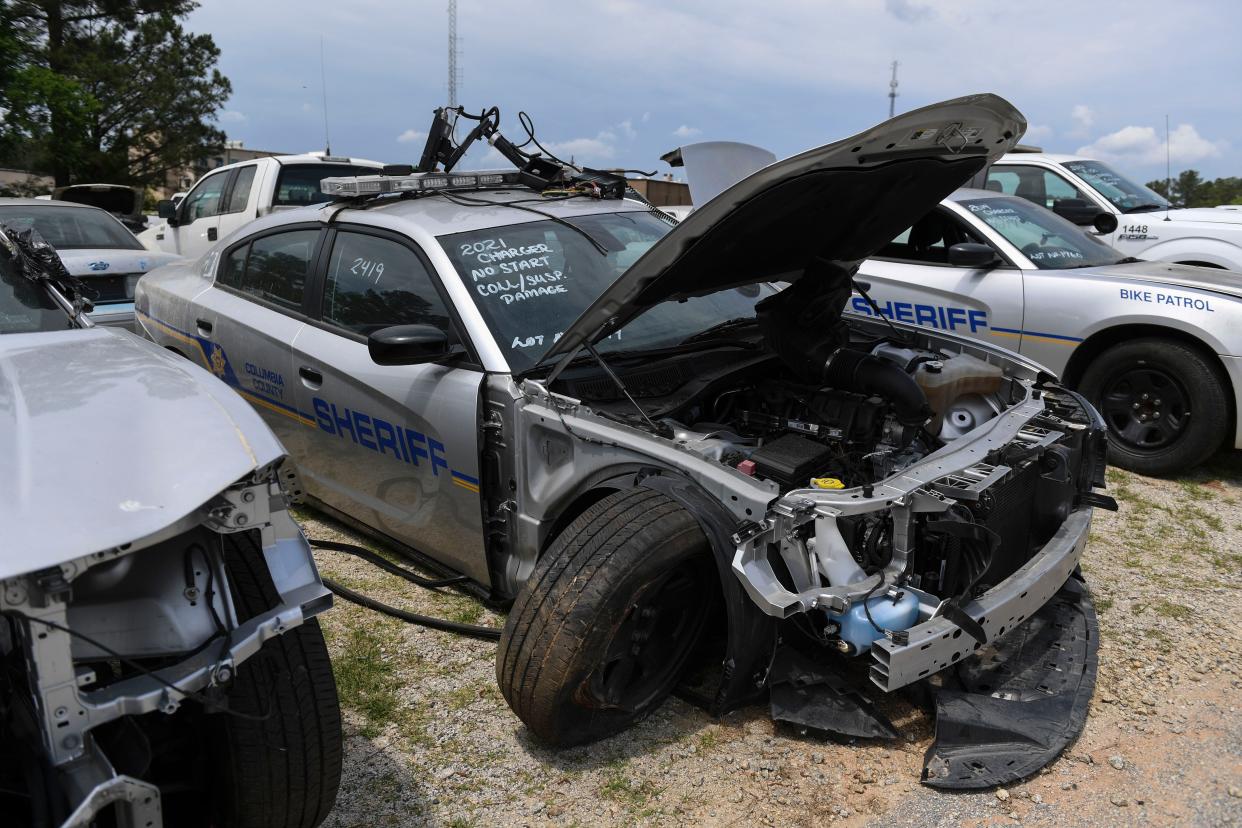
<box><xmin>915</xmin><ymin>353</ymin><xmax>1004</xmax><ymax>434</ymax></box>
<box><xmin>827</xmin><ymin>590</ymin><xmax>920</xmax><ymax>656</ymax></box>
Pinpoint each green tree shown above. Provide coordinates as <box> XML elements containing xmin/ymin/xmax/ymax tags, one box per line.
<box><xmin>0</xmin><ymin>1</ymin><xmax>231</xmax><ymax>188</ymax></box>
<box><xmin>1147</xmin><ymin>170</ymin><xmax>1242</xmax><ymax>208</ymax></box>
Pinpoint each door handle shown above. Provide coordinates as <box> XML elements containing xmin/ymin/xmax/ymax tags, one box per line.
<box><xmin>299</xmin><ymin>366</ymin><xmax>323</xmax><ymax>388</ymax></box>
<box><xmin>195</xmin><ymin>318</ymin><xmax>213</xmax><ymax>336</ymax></box>
<box><xmin>207</xmin><ymin>227</ymin><xmax>218</xmax><ymax>241</ymax></box>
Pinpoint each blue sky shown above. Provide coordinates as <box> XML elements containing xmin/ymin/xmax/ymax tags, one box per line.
<box><xmin>191</xmin><ymin>0</ymin><xmax>1242</xmax><ymax>182</ymax></box>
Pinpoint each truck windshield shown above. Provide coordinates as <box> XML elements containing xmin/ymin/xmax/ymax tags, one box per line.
<box><xmin>1061</xmin><ymin>160</ymin><xmax>1169</xmax><ymax>213</ymax></box>
<box><xmin>960</xmin><ymin>197</ymin><xmax>1125</xmax><ymax>270</ymax></box>
<box><xmin>440</xmin><ymin>210</ymin><xmax>771</xmax><ymax>373</ymax></box>
<box><xmin>0</xmin><ymin>205</ymin><xmax>142</xmax><ymax>250</ymax></box>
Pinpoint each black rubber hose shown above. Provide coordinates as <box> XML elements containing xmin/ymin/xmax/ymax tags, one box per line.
<box><xmin>823</xmin><ymin>349</ymin><xmax>932</xmax><ymax>426</ymax></box>
<box><xmin>322</xmin><ymin>578</ymin><xmax>500</xmax><ymax>641</ymax></box>
<box><xmin>308</xmin><ymin>538</ymin><xmax>468</xmax><ymax>589</ymax></box>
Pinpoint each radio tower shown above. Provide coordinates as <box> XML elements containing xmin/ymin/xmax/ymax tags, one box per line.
<box><xmin>447</xmin><ymin>0</ymin><xmax>460</xmax><ymax>108</ymax></box>
<box><xmin>888</xmin><ymin>60</ymin><xmax>899</xmax><ymax>118</ymax></box>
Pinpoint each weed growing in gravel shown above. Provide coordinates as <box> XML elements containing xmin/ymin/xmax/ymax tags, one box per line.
<box><xmin>599</xmin><ymin>765</ymin><xmax>663</xmax><ymax>811</ymax></box>
<box><xmin>324</xmin><ymin>620</ymin><xmax>407</xmax><ymax>739</ymax></box>
<box><xmin>1178</xmin><ymin>479</ymin><xmax>1214</xmax><ymax>501</ymax></box>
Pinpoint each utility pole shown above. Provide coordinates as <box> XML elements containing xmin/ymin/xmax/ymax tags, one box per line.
<box><xmin>888</xmin><ymin>60</ymin><xmax>899</xmax><ymax>119</ymax></box>
<box><xmin>447</xmin><ymin>0</ymin><xmax>459</xmax><ymax>108</ymax></box>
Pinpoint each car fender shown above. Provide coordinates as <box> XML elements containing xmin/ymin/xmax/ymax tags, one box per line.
<box><xmin>1135</xmin><ymin>234</ymin><xmax>1242</xmax><ymax>269</ymax></box>
<box><xmin>1074</xmin><ymin>302</ymin><xmax>1242</xmax><ymax>361</ymax></box>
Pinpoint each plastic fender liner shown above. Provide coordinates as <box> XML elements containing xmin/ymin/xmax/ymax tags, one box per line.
<box><xmin>921</xmin><ymin>574</ymin><xmax>1098</xmax><ymax>790</ymax></box>
<box><xmin>636</xmin><ymin>470</ymin><xmax>777</xmax><ymax>714</ymax></box>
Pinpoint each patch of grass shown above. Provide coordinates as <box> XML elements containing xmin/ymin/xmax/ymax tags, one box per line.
<box><xmin>1105</xmin><ymin>467</ymin><xmax>1128</xmax><ymax>486</ymax></box>
<box><xmin>324</xmin><ymin>620</ymin><xmax>406</xmax><ymax>739</ymax></box>
<box><xmin>1094</xmin><ymin>596</ymin><xmax>1114</xmax><ymax>614</ymax></box>
<box><xmin>696</xmin><ymin>727</ymin><xmax>723</xmax><ymax>752</ymax></box>
<box><xmin>1149</xmin><ymin>599</ymin><xmax>1193</xmax><ymax>622</ymax></box>
<box><xmin>1210</xmin><ymin>551</ymin><xmax>1242</xmax><ymax>574</ymax></box>
<box><xmin>1178</xmin><ymin>479</ymin><xmax>1214</xmax><ymax>500</ymax></box>
<box><xmin>1184</xmin><ymin>504</ymin><xmax>1225</xmax><ymax>533</ymax></box>
<box><xmin>599</xmin><ymin>767</ymin><xmax>662</xmax><ymax>810</ymax></box>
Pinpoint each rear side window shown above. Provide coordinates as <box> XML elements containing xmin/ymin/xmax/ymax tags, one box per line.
<box><xmin>272</xmin><ymin>164</ymin><xmax>375</xmax><ymax>207</ymax></box>
<box><xmin>218</xmin><ymin>229</ymin><xmax>318</xmax><ymax>311</ymax></box>
<box><xmin>225</xmin><ymin>165</ymin><xmax>257</xmax><ymax>214</ymax></box>
<box><xmin>322</xmin><ymin>231</ymin><xmax>451</xmax><ymax>335</ymax></box>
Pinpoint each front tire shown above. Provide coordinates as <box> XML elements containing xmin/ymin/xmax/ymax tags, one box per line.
<box><xmin>1078</xmin><ymin>338</ymin><xmax>1229</xmax><ymax>476</ymax></box>
<box><xmin>497</xmin><ymin>489</ymin><xmax>713</xmax><ymax>747</ymax></box>
<box><xmin>207</xmin><ymin>530</ymin><xmax>343</xmax><ymax>828</ymax></box>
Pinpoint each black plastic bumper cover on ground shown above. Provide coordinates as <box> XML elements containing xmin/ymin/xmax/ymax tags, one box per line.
<box><xmin>921</xmin><ymin>574</ymin><xmax>1098</xmax><ymax>789</ymax></box>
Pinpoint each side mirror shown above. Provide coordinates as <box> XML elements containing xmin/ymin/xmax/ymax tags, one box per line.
<box><xmin>1052</xmin><ymin>198</ymin><xmax>1107</xmax><ymax>227</ymax></box>
<box><xmin>947</xmin><ymin>242</ymin><xmax>999</xmax><ymax>268</ymax></box>
<box><xmin>156</xmin><ymin>200</ymin><xmax>178</xmax><ymax>222</ymax></box>
<box><xmin>368</xmin><ymin>324</ymin><xmax>459</xmax><ymax>366</ymax></box>
<box><xmin>1092</xmin><ymin>212</ymin><xmax>1119</xmax><ymax>234</ymax></box>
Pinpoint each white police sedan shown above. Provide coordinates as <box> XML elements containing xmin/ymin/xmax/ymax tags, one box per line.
<box><xmin>851</xmin><ymin>188</ymin><xmax>1242</xmax><ymax>475</ymax></box>
<box><xmin>0</xmin><ymin>198</ymin><xmax>179</xmax><ymax>328</ymax></box>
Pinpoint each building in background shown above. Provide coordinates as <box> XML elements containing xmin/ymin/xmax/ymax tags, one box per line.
<box><xmin>155</xmin><ymin>140</ymin><xmax>289</xmax><ymax>200</ymax></box>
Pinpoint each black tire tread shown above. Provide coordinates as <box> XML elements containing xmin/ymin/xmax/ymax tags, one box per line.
<box><xmin>498</xmin><ymin>489</ymin><xmax>707</xmax><ymax>745</ymax></box>
<box><xmin>213</xmin><ymin>530</ymin><xmax>342</xmax><ymax>828</ymax></box>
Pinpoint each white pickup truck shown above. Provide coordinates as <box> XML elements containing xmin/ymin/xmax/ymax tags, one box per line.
<box><xmin>976</xmin><ymin>151</ymin><xmax>1242</xmax><ymax>271</ymax></box>
<box><xmin>139</xmin><ymin>153</ymin><xmax>383</xmax><ymax>259</ymax></box>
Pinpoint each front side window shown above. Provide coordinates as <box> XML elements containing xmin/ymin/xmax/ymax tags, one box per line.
<box><xmin>440</xmin><ymin>210</ymin><xmax>773</xmax><ymax>373</ymax></box>
<box><xmin>323</xmin><ymin>232</ymin><xmax>451</xmax><ymax>335</ymax></box>
<box><xmin>875</xmin><ymin>210</ymin><xmax>986</xmax><ymax>264</ymax></box>
<box><xmin>218</xmin><ymin>229</ymin><xmax>317</xmax><ymax>310</ymax></box>
<box><xmin>987</xmin><ymin>165</ymin><xmax>1092</xmax><ymax>210</ymax></box>
<box><xmin>1061</xmin><ymin>159</ymin><xmax>1169</xmax><ymax>213</ymax></box>
<box><xmin>180</xmin><ymin>172</ymin><xmax>229</xmax><ymax>222</ymax></box>
<box><xmin>0</xmin><ymin>206</ymin><xmax>142</xmax><ymax>250</ymax></box>
<box><xmin>272</xmin><ymin>164</ymin><xmax>375</xmax><ymax>207</ymax></box>
<box><xmin>959</xmin><ymin>196</ymin><xmax>1124</xmax><ymax>269</ymax></box>
<box><xmin>225</xmin><ymin>165</ymin><xmax>257</xmax><ymax>214</ymax></box>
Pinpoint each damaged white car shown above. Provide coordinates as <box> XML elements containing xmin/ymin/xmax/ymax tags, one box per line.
<box><xmin>138</xmin><ymin>94</ymin><xmax>1113</xmax><ymax>789</ymax></box>
<box><xmin>0</xmin><ymin>226</ymin><xmax>341</xmax><ymax>827</ymax></box>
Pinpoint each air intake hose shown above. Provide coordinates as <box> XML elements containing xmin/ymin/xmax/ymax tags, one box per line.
<box><xmin>823</xmin><ymin>349</ymin><xmax>932</xmax><ymax>427</ymax></box>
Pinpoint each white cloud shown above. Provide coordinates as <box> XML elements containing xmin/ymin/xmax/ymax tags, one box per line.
<box><xmin>219</xmin><ymin>109</ymin><xmax>247</xmax><ymax>123</ymax></box>
<box><xmin>1024</xmin><ymin>124</ymin><xmax>1053</xmax><ymax>144</ymax></box>
<box><xmin>672</xmin><ymin>125</ymin><xmax>701</xmax><ymax>139</ymax></box>
<box><xmin>546</xmin><ymin>136</ymin><xmax>616</xmax><ymax>163</ymax></box>
<box><xmin>1076</xmin><ymin>123</ymin><xmax>1225</xmax><ymax>166</ymax></box>
<box><xmin>396</xmin><ymin>129</ymin><xmax>426</xmax><ymax>144</ymax></box>
<box><xmin>641</xmin><ymin>111</ymin><xmax>651</xmax><ymax>123</ymax></box>
<box><xmin>1068</xmin><ymin>104</ymin><xmax>1094</xmax><ymax>137</ymax></box>
<box><xmin>884</xmin><ymin>0</ymin><xmax>933</xmax><ymax>22</ymax></box>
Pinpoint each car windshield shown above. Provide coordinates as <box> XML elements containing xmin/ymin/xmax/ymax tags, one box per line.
<box><xmin>1061</xmin><ymin>160</ymin><xmax>1169</xmax><ymax>213</ymax></box>
<box><xmin>272</xmin><ymin>164</ymin><xmax>378</xmax><ymax>207</ymax></box>
<box><xmin>439</xmin><ymin>209</ymin><xmax>773</xmax><ymax>373</ymax></box>
<box><xmin>0</xmin><ymin>239</ymin><xmax>72</xmax><ymax>334</ymax></box>
<box><xmin>960</xmin><ymin>196</ymin><xmax>1125</xmax><ymax>269</ymax></box>
<box><xmin>0</xmin><ymin>205</ymin><xmax>141</xmax><ymax>250</ymax></box>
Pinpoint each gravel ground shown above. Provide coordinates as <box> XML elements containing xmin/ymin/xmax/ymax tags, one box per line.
<box><xmin>301</xmin><ymin>449</ymin><xmax>1242</xmax><ymax>828</ymax></box>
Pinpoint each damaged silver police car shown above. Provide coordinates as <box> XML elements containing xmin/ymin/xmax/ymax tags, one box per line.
<box><xmin>138</xmin><ymin>94</ymin><xmax>1113</xmax><ymax>788</ymax></box>
<box><xmin>0</xmin><ymin>226</ymin><xmax>341</xmax><ymax>827</ymax></box>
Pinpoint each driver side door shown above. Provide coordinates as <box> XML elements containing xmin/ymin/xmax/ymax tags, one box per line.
<box><xmin>169</xmin><ymin>169</ymin><xmax>231</xmax><ymax>257</ymax></box>
<box><xmin>853</xmin><ymin>207</ymin><xmax>1026</xmax><ymax>352</ymax></box>
<box><xmin>290</xmin><ymin>225</ymin><xmax>489</xmax><ymax>583</ymax></box>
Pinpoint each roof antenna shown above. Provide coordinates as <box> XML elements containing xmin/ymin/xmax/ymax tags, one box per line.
<box><xmin>320</xmin><ymin>36</ymin><xmax>332</xmax><ymax>156</ymax></box>
<box><xmin>1163</xmin><ymin>113</ymin><xmax>1171</xmax><ymax>222</ymax></box>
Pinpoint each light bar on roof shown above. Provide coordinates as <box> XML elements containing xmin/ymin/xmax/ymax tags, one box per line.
<box><xmin>319</xmin><ymin>169</ymin><xmax>521</xmax><ymax>198</ymax></box>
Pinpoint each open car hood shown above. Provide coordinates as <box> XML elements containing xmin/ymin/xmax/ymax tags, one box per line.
<box><xmin>543</xmin><ymin>93</ymin><xmax>1026</xmax><ymax>363</ymax></box>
